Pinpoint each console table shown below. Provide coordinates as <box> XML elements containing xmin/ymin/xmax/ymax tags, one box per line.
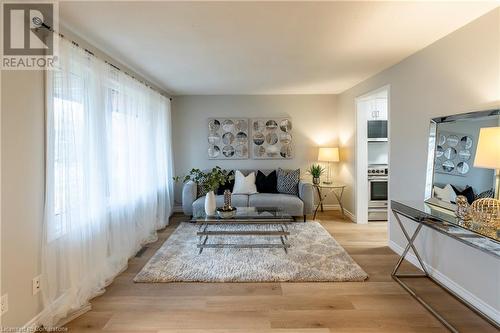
<box><xmin>391</xmin><ymin>200</ymin><xmax>500</xmax><ymax>332</ymax></box>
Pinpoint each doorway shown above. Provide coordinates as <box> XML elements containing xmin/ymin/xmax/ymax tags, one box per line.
<box><xmin>355</xmin><ymin>86</ymin><xmax>390</xmax><ymax>224</ymax></box>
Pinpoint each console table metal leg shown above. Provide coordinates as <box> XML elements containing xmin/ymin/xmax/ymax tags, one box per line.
<box><xmin>333</xmin><ymin>187</ymin><xmax>345</xmax><ymax>217</ymax></box>
<box><xmin>315</xmin><ymin>187</ymin><xmax>324</xmax><ymax>212</ymax></box>
<box><xmin>391</xmin><ymin>211</ymin><xmax>459</xmax><ymax>333</ymax></box>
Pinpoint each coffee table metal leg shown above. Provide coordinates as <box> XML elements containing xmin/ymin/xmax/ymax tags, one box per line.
<box><xmin>280</xmin><ymin>224</ymin><xmax>288</xmax><ymax>240</ymax></box>
<box><xmin>198</xmin><ymin>235</ymin><xmax>209</xmax><ymax>254</ymax></box>
<box><xmin>280</xmin><ymin>235</ymin><xmax>288</xmax><ymax>254</ymax></box>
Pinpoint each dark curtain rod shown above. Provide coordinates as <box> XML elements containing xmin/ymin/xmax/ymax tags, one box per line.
<box><xmin>37</xmin><ymin>20</ymin><xmax>172</xmax><ymax>101</ymax></box>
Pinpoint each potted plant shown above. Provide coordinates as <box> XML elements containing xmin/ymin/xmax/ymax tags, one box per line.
<box><xmin>176</xmin><ymin>167</ymin><xmax>233</xmax><ymax>216</ymax></box>
<box><xmin>307</xmin><ymin>164</ymin><xmax>325</xmax><ymax>185</ymax></box>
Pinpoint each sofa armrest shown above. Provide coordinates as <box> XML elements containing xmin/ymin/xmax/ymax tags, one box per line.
<box><xmin>298</xmin><ymin>180</ymin><xmax>314</xmax><ymax>215</ymax></box>
<box><xmin>182</xmin><ymin>181</ymin><xmax>197</xmax><ymax>215</ymax></box>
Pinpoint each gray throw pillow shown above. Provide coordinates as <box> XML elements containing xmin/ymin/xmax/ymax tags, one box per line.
<box><xmin>277</xmin><ymin>168</ymin><xmax>300</xmax><ymax>195</ymax></box>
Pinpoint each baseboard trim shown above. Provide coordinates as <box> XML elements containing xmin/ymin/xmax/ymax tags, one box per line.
<box><xmin>318</xmin><ymin>204</ymin><xmax>356</xmax><ymax>222</ymax></box>
<box><xmin>344</xmin><ymin>209</ymin><xmax>356</xmax><ymax>222</ymax></box>
<box><xmin>388</xmin><ymin>240</ymin><xmax>500</xmax><ymax>325</ymax></box>
<box><xmin>22</xmin><ymin>308</ymin><xmax>46</xmax><ymax>331</ymax></box>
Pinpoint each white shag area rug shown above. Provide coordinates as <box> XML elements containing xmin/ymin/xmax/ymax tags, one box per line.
<box><xmin>134</xmin><ymin>222</ymin><xmax>368</xmax><ymax>282</ymax></box>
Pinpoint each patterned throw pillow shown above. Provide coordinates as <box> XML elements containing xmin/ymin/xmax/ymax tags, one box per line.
<box><xmin>277</xmin><ymin>168</ymin><xmax>300</xmax><ymax>195</ymax></box>
<box><xmin>475</xmin><ymin>188</ymin><xmax>495</xmax><ymax>200</ymax></box>
<box><xmin>197</xmin><ymin>183</ymin><xmax>210</xmax><ymax>198</ymax></box>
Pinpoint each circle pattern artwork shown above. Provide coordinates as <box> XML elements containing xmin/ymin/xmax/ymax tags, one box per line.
<box><xmin>208</xmin><ymin>145</ymin><xmax>220</xmax><ymax>158</ymax></box>
<box><xmin>208</xmin><ymin>132</ymin><xmax>221</xmax><ymax>145</ymax></box>
<box><xmin>280</xmin><ymin>144</ymin><xmax>292</xmax><ymax>158</ymax></box>
<box><xmin>438</xmin><ymin>134</ymin><xmax>446</xmax><ymax>145</ymax></box>
<box><xmin>442</xmin><ymin>160</ymin><xmax>455</xmax><ymax>172</ymax></box>
<box><xmin>436</xmin><ymin>145</ymin><xmax>444</xmax><ymax>158</ymax></box>
<box><xmin>435</xmin><ymin>131</ymin><xmax>475</xmax><ymax>177</ymax></box>
<box><xmin>208</xmin><ymin>118</ymin><xmax>249</xmax><ymax>159</ymax></box>
<box><xmin>235</xmin><ymin>120</ymin><xmax>248</xmax><ymax>132</ymax></box>
<box><xmin>253</xmin><ymin>120</ymin><xmax>265</xmax><ymax>132</ymax></box>
<box><xmin>235</xmin><ymin>144</ymin><xmax>248</xmax><ymax>157</ymax></box>
<box><xmin>446</xmin><ymin>135</ymin><xmax>459</xmax><ymax>147</ymax></box>
<box><xmin>266</xmin><ymin>145</ymin><xmax>279</xmax><ymax>157</ymax></box>
<box><xmin>253</xmin><ymin>132</ymin><xmax>265</xmax><ymax>145</ymax></box>
<box><xmin>457</xmin><ymin>162</ymin><xmax>469</xmax><ymax>174</ymax></box>
<box><xmin>458</xmin><ymin>149</ymin><xmax>471</xmax><ymax>161</ymax></box>
<box><xmin>266</xmin><ymin>133</ymin><xmax>278</xmax><ymax>145</ymax></box>
<box><xmin>266</xmin><ymin>120</ymin><xmax>278</xmax><ymax>130</ymax></box>
<box><xmin>208</xmin><ymin>119</ymin><xmax>220</xmax><ymax>132</ymax></box>
<box><xmin>279</xmin><ymin>119</ymin><xmax>292</xmax><ymax>132</ymax></box>
<box><xmin>254</xmin><ymin>145</ymin><xmax>265</xmax><ymax>157</ymax></box>
<box><xmin>236</xmin><ymin>132</ymin><xmax>248</xmax><ymax>144</ymax></box>
<box><xmin>460</xmin><ymin>136</ymin><xmax>473</xmax><ymax>149</ymax></box>
<box><xmin>252</xmin><ymin>118</ymin><xmax>293</xmax><ymax>159</ymax></box>
<box><xmin>222</xmin><ymin>120</ymin><xmax>234</xmax><ymax>132</ymax></box>
<box><xmin>280</xmin><ymin>132</ymin><xmax>292</xmax><ymax>144</ymax></box>
<box><xmin>222</xmin><ymin>145</ymin><xmax>235</xmax><ymax>157</ymax></box>
<box><xmin>444</xmin><ymin>147</ymin><xmax>457</xmax><ymax>160</ymax></box>
<box><xmin>222</xmin><ymin>132</ymin><xmax>234</xmax><ymax>145</ymax></box>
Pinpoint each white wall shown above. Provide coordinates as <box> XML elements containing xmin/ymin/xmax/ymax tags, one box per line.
<box><xmin>337</xmin><ymin>8</ymin><xmax>500</xmax><ymax>320</ymax></box>
<box><xmin>171</xmin><ymin>95</ymin><xmax>340</xmax><ymax>206</ymax></box>
<box><xmin>1</xmin><ymin>70</ymin><xmax>45</xmax><ymax>327</ymax></box>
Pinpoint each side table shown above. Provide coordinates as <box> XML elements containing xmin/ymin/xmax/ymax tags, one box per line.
<box><xmin>312</xmin><ymin>183</ymin><xmax>346</xmax><ymax>220</ymax></box>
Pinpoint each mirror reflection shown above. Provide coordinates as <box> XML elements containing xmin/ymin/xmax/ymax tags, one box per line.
<box><xmin>425</xmin><ymin>109</ymin><xmax>499</xmax><ymax>240</ymax></box>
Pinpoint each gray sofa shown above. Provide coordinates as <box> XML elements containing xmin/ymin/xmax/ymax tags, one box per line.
<box><xmin>182</xmin><ymin>169</ymin><xmax>314</xmax><ymax>221</ymax></box>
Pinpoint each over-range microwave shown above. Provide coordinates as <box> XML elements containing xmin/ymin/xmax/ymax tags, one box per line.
<box><xmin>367</xmin><ymin>120</ymin><xmax>388</xmax><ymax>141</ymax></box>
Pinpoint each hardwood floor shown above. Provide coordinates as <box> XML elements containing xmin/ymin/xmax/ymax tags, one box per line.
<box><xmin>63</xmin><ymin>211</ymin><xmax>497</xmax><ymax>332</ymax></box>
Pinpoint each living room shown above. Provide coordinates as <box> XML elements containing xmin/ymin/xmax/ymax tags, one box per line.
<box><xmin>1</xmin><ymin>1</ymin><xmax>499</xmax><ymax>332</ymax></box>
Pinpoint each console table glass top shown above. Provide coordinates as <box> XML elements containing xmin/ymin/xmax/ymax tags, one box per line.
<box><xmin>391</xmin><ymin>200</ymin><xmax>500</xmax><ymax>258</ymax></box>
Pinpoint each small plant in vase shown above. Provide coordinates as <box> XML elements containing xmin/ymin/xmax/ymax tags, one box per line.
<box><xmin>307</xmin><ymin>164</ymin><xmax>325</xmax><ymax>185</ymax></box>
<box><xmin>175</xmin><ymin>167</ymin><xmax>233</xmax><ymax>216</ymax></box>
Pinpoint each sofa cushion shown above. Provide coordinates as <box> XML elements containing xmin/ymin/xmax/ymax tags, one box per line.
<box><xmin>256</xmin><ymin>170</ymin><xmax>278</xmax><ymax>193</ymax></box>
<box><xmin>233</xmin><ymin>170</ymin><xmax>257</xmax><ymax>194</ymax></box>
<box><xmin>248</xmin><ymin>193</ymin><xmax>304</xmax><ymax>216</ymax></box>
<box><xmin>192</xmin><ymin>194</ymin><xmax>249</xmax><ymax>217</ymax></box>
<box><xmin>216</xmin><ymin>170</ymin><xmax>235</xmax><ymax>195</ymax></box>
<box><xmin>277</xmin><ymin>168</ymin><xmax>300</xmax><ymax>195</ymax></box>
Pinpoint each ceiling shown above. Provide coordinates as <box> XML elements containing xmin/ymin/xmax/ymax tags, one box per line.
<box><xmin>59</xmin><ymin>1</ymin><xmax>498</xmax><ymax>95</ymax></box>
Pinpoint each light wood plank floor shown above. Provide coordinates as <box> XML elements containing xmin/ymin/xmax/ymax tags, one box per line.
<box><xmin>63</xmin><ymin>211</ymin><xmax>497</xmax><ymax>333</ymax></box>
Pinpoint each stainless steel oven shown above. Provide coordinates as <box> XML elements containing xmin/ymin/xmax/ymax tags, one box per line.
<box><xmin>368</xmin><ymin>166</ymin><xmax>388</xmax><ymax>221</ymax></box>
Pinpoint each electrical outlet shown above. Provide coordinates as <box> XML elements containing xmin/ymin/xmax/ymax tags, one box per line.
<box><xmin>32</xmin><ymin>275</ymin><xmax>41</xmax><ymax>295</ymax></box>
<box><xmin>1</xmin><ymin>294</ymin><xmax>8</xmax><ymax>315</ymax></box>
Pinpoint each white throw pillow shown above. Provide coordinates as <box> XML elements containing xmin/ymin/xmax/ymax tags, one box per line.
<box><xmin>433</xmin><ymin>184</ymin><xmax>457</xmax><ymax>203</ymax></box>
<box><xmin>232</xmin><ymin>170</ymin><xmax>257</xmax><ymax>194</ymax></box>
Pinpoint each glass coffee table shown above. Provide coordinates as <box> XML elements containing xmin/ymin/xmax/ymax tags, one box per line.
<box><xmin>191</xmin><ymin>207</ymin><xmax>294</xmax><ymax>254</ymax></box>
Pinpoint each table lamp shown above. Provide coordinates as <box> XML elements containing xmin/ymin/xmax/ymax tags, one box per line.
<box><xmin>318</xmin><ymin>147</ymin><xmax>339</xmax><ymax>184</ymax></box>
<box><xmin>474</xmin><ymin>127</ymin><xmax>500</xmax><ymax>199</ymax></box>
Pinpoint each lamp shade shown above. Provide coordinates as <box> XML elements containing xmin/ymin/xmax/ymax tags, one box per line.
<box><xmin>318</xmin><ymin>147</ymin><xmax>339</xmax><ymax>162</ymax></box>
<box><xmin>474</xmin><ymin>127</ymin><xmax>500</xmax><ymax>169</ymax></box>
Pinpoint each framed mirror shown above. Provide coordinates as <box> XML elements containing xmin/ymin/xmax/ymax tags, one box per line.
<box><xmin>425</xmin><ymin>109</ymin><xmax>499</xmax><ymax>212</ymax></box>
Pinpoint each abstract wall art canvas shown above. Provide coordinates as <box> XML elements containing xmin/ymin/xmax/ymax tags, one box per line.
<box><xmin>207</xmin><ymin>118</ymin><xmax>249</xmax><ymax>159</ymax></box>
<box><xmin>251</xmin><ymin>118</ymin><xmax>293</xmax><ymax>159</ymax></box>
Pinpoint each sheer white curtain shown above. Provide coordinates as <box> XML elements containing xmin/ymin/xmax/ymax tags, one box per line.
<box><xmin>41</xmin><ymin>37</ymin><xmax>173</xmax><ymax>327</ymax></box>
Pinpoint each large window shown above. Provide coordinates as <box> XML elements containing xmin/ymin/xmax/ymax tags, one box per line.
<box><xmin>41</xmin><ymin>36</ymin><xmax>174</xmax><ymax>327</ymax></box>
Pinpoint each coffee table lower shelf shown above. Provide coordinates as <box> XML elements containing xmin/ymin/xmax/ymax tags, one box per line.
<box><xmin>196</xmin><ymin>222</ymin><xmax>291</xmax><ymax>254</ymax></box>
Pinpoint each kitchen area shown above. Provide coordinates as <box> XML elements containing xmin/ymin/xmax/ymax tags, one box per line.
<box><xmin>366</xmin><ymin>93</ymin><xmax>389</xmax><ymax>221</ymax></box>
